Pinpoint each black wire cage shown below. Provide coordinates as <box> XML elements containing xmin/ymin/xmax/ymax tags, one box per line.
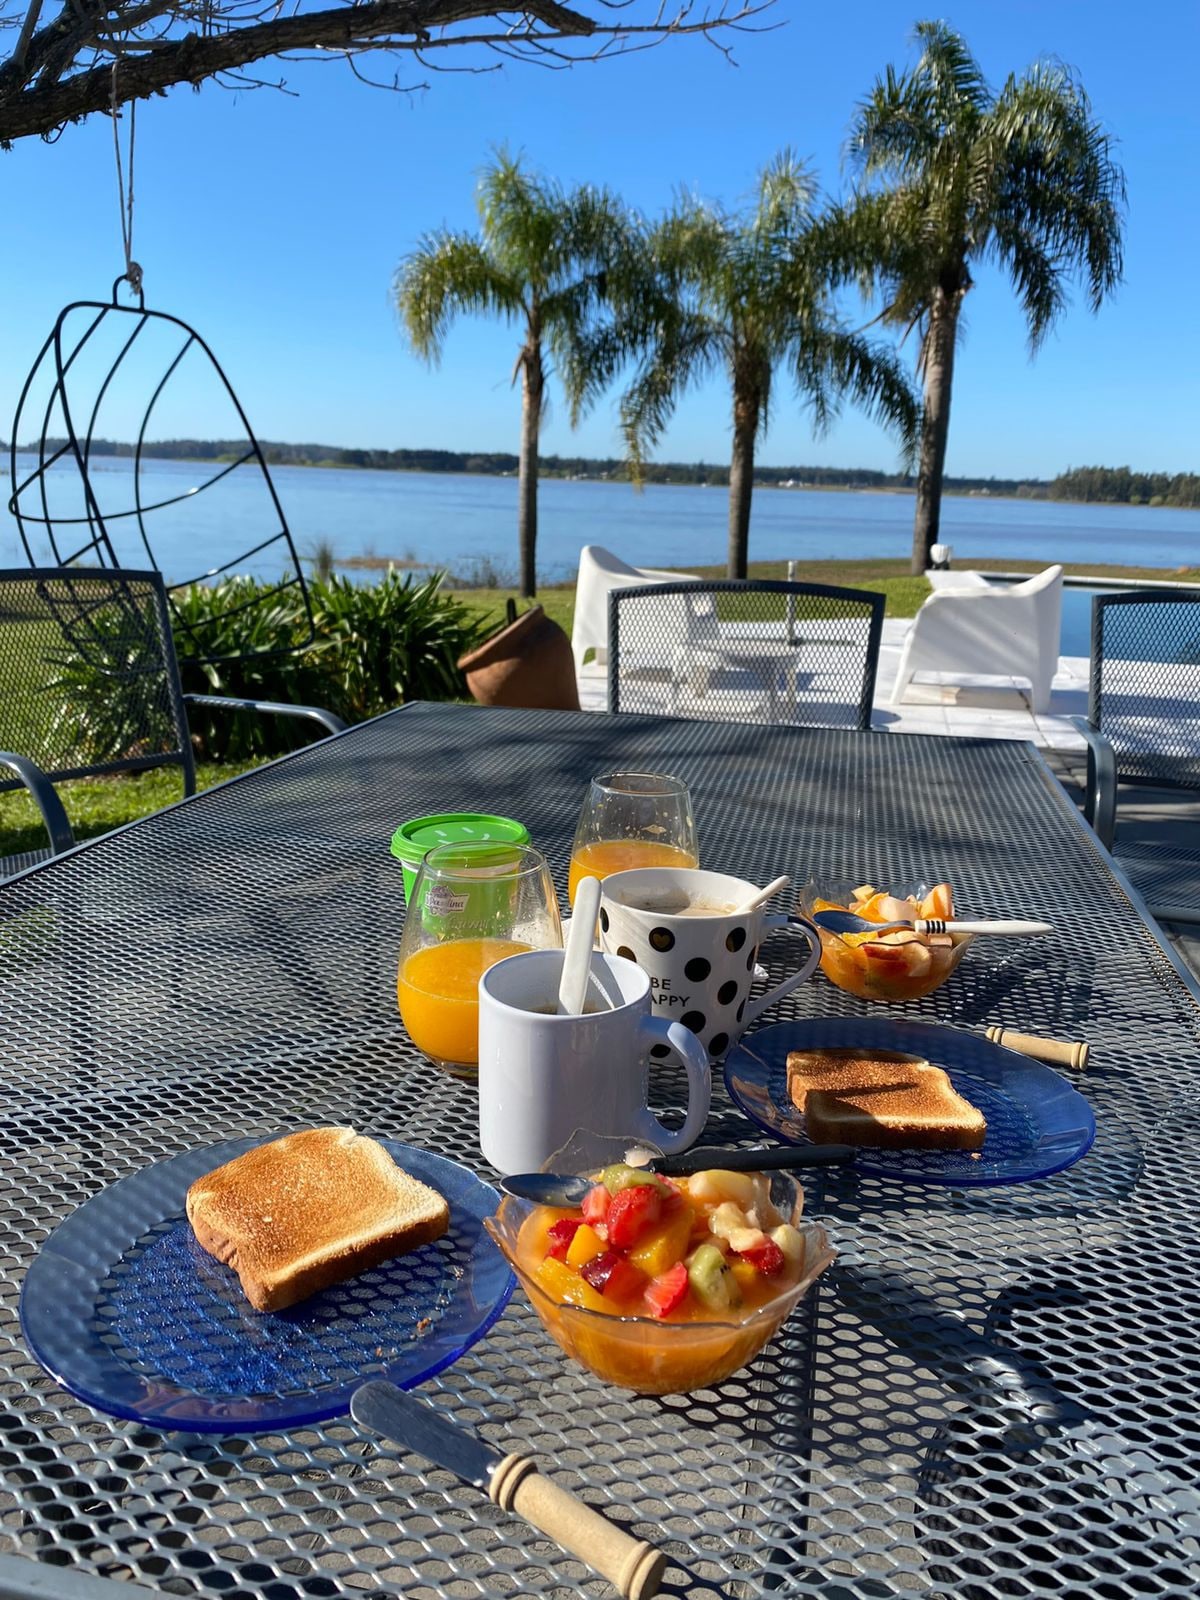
<box><xmin>7</xmin><ymin>278</ymin><xmax>314</xmax><ymax>663</ymax></box>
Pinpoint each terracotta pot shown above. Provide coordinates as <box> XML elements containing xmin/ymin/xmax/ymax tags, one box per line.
<box><xmin>458</xmin><ymin>605</ymin><xmax>581</xmax><ymax>710</ymax></box>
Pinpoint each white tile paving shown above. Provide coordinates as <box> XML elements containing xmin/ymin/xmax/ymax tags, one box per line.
<box><xmin>578</xmin><ymin>616</ymin><xmax>1089</xmax><ymax>750</ymax></box>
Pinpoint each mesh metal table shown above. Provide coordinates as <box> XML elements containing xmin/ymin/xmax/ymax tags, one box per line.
<box><xmin>2</xmin><ymin>704</ymin><xmax>1198</xmax><ymax>1600</ymax></box>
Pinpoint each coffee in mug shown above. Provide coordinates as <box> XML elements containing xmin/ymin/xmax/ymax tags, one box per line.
<box><xmin>598</xmin><ymin>868</ymin><xmax>820</xmax><ymax>1061</ymax></box>
<box><xmin>477</xmin><ymin>948</ymin><xmax>712</xmax><ymax>1174</ymax></box>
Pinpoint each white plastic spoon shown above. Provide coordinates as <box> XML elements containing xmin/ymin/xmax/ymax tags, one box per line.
<box><xmin>558</xmin><ymin>875</ymin><xmax>602</xmax><ymax>1015</ymax></box>
<box><xmin>734</xmin><ymin>874</ymin><xmax>790</xmax><ymax>915</ymax></box>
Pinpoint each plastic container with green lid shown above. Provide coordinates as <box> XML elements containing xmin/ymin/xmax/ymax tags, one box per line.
<box><xmin>390</xmin><ymin>813</ymin><xmax>530</xmax><ymax>904</ymax></box>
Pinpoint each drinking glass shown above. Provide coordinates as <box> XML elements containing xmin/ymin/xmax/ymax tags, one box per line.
<box><xmin>568</xmin><ymin>772</ymin><xmax>699</xmax><ymax>906</ymax></box>
<box><xmin>397</xmin><ymin>842</ymin><xmax>562</xmax><ymax>1078</ymax></box>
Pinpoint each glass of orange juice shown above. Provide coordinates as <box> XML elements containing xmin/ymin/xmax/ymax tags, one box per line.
<box><xmin>568</xmin><ymin>772</ymin><xmax>699</xmax><ymax>906</ymax></box>
<box><xmin>397</xmin><ymin>842</ymin><xmax>561</xmax><ymax>1078</ymax></box>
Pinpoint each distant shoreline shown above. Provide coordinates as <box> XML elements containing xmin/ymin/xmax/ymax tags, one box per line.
<box><xmin>7</xmin><ymin>452</ymin><xmax>1197</xmax><ymax>515</ymax></box>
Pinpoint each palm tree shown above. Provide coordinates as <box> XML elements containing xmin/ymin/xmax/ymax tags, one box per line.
<box><xmin>396</xmin><ymin>153</ymin><xmax>630</xmax><ymax>597</ymax></box>
<box><xmin>846</xmin><ymin>20</ymin><xmax>1126</xmax><ymax>574</ymax></box>
<box><xmin>616</xmin><ymin>154</ymin><xmax>920</xmax><ymax>578</ymax></box>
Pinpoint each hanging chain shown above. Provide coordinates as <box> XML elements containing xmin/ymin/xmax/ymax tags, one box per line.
<box><xmin>111</xmin><ymin>63</ymin><xmax>143</xmax><ymax>298</ymax></box>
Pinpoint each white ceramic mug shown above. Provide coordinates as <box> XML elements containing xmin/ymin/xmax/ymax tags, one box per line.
<box><xmin>598</xmin><ymin>868</ymin><xmax>820</xmax><ymax>1060</ymax></box>
<box><xmin>477</xmin><ymin>948</ymin><xmax>711</xmax><ymax>1175</ymax></box>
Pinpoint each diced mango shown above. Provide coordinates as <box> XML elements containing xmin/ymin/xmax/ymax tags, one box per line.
<box><xmin>730</xmin><ymin>1259</ymin><xmax>759</xmax><ymax>1292</ymax></box>
<box><xmin>920</xmin><ymin>882</ymin><xmax>953</xmax><ymax>919</ymax></box>
<box><xmin>627</xmin><ymin>1204</ymin><xmax>695</xmax><ymax>1278</ymax></box>
<box><xmin>535</xmin><ymin>1256</ymin><xmax>609</xmax><ymax>1313</ymax></box>
<box><xmin>565</xmin><ymin>1222</ymin><xmax>606</xmax><ymax>1269</ymax></box>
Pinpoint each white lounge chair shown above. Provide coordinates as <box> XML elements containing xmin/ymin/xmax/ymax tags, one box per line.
<box><xmin>891</xmin><ymin>565</ymin><xmax>1063</xmax><ymax>714</ymax></box>
<box><xmin>571</xmin><ymin>545</ymin><xmax>700</xmax><ymax>674</ymax></box>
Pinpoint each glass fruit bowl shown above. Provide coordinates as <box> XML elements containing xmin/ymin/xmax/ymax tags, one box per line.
<box><xmin>799</xmin><ymin>879</ymin><xmax>974</xmax><ymax>1004</ymax></box>
<box><xmin>484</xmin><ymin>1137</ymin><xmax>834</xmax><ymax>1395</ymax></box>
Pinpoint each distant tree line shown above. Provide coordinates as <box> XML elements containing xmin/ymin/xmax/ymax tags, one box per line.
<box><xmin>18</xmin><ymin>435</ymin><xmax>1046</xmax><ymax>494</ymax></box>
<box><xmin>1045</xmin><ymin>466</ymin><xmax>1200</xmax><ymax>508</ymax></box>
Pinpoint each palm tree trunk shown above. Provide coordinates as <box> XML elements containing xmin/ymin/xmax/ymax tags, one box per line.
<box><xmin>912</xmin><ymin>291</ymin><xmax>961</xmax><ymax>575</ymax></box>
<box><xmin>727</xmin><ymin>389</ymin><xmax>757</xmax><ymax>579</ymax></box>
<box><xmin>518</xmin><ymin>334</ymin><xmax>544</xmax><ymax>599</ymax></box>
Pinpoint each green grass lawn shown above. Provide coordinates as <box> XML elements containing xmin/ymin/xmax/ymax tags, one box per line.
<box><xmin>7</xmin><ymin>554</ymin><xmax>1195</xmax><ymax>858</ymax></box>
<box><xmin>1</xmin><ymin>759</ymin><xmax>264</xmax><ymax>861</ymax></box>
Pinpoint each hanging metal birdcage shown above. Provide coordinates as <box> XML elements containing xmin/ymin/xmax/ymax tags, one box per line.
<box><xmin>7</xmin><ymin>277</ymin><xmax>315</xmax><ymax>663</ymax></box>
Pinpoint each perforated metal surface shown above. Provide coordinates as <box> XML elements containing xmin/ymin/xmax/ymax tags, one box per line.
<box><xmin>0</xmin><ymin>567</ymin><xmax>190</xmax><ymax>790</ymax></box>
<box><xmin>2</xmin><ymin>704</ymin><xmax>1199</xmax><ymax>1600</ymax></box>
<box><xmin>1089</xmin><ymin>589</ymin><xmax>1200</xmax><ymax>787</ymax></box>
<box><xmin>608</xmin><ymin>581</ymin><xmax>884</xmax><ymax>729</ymax></box>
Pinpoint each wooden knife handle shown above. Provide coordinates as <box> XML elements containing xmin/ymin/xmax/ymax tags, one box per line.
<box><xmin>489</xmin><ymin>1453</ymin><xmax>666</xmax><ymax>1599</ymax></box>
<box><xmin>985</xmin><ymin>1025</ymin><xmax>1089</xmax><ymax>1071</ymax></box>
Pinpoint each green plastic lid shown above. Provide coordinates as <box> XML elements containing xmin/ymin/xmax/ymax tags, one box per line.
<box><xmin>390</xmin><ymin>813</ymin><xmax>529</xmax><ymax>867</ymax></box>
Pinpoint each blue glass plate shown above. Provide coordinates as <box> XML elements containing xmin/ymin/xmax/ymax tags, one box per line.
<box><xmin>724</xmin><ymin>1019</ymin><xmax>1095</xmax><ymax>1186</ymax></box>
<box><xmin>20</xmin><ymin>1137</ymin><xmax>513</xmax><ymax>1432</ymax></box>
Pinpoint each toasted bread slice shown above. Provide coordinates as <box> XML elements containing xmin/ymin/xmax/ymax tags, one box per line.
<box><xmin>186</xmin><ymin>1127</ymin><xmax>450</xmax><ymax>1312</ymax></box>
<box><xmin>805</xmin><ymin>1064</ymin><xmax>986</xmax><ymax>1152</ymax></box>
<box><xmin>786</xmin><ymin>1047</ymin><xmax>934</xmax><ymax>1112</ymax></box>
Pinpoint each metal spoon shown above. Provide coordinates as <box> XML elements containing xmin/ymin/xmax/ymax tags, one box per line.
<box><xmin>501</xmin><ymin>1142</ymin><xmax>856</xmax><ymax>1206</ymax></box>
<box><xmin>813</xmin><ymin>909</ymin><xmax>1054</xmax><ymax>939</ymax></box>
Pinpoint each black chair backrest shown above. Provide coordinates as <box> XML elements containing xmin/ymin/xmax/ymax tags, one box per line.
<box><xmin>608</xmin><ymin>579</ymin><xmax>885</xmax><ymax>730</ymax></box>
<box><xmin>1089</xmin><ymin>589</ymin><xmax>1200</xmax><ymax>791</ymax></box>
<box><xmin>0</xmin><ymin>566</ymin><xmax>194</xmax><ymax>795</ymax></box>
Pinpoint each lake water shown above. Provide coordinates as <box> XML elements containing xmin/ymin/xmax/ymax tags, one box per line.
<box><xmin>3</xmin><ymin>452</ymin><xmax>1197</xmax><ymax>650</ymax></box>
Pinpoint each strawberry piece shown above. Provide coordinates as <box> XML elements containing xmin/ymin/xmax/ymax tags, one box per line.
<box><xmin>545</xmin><ymin>1218</ymin><xmax>583</xmax><ymax>1261</ymax></box>
<box><xmin>580</xmin><ymin>1250</ymin><xmax>647</xmax><ymax>1301</ymax></box>
<box><xmin>643</xmin><ymin>1261</ymin><xmax>689</xmax><ymax>1319</ymax></box>
<box><xmin>606</xmin><ymin>1183</ymin><xmax>663</xmax><ymax>1248</ymax></box>
<box><xmin>581</xmin><ymin>1185</ymin><xmax>611</xmax><ymax>1226</ymax></box>
<box><xmin>738</xmin><ymin>1240</ymin><xmax>786</xmax><ymax>1276</ymax></box>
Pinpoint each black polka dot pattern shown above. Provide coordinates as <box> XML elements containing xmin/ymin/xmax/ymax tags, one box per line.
<box><xmin>617</xmin><ymin>945</ymin><xmax>636</xmax><ymax>962</ymax></box>
<box><xmin>736</xmin><ymin>1000</ymin><xmax>746</xmax><ymax>1022</ymax></box>
<box><xmin>649</xmin><ymin>1042</ymin><xmax>671</xmax><ymax>1059</ymax></box>
<box><xmin>747</xmin><ymin>946</ymin><xmax>758</xmax><ymax>972</ymax></box>
<box><xmin>680</xmin><ymin>1011</ymin><xmax>706</xmax><ymax>1034</ymax></box>
<box><xmin>718</xmin><ymin>980</ymin><xmax>739</xmax><ymax>1006</ymax></box>
<box><xmin>650</xmin><ymin>927</ymin><xmax>675</xmax><ymax>953</ymax></box>
<box><xmin>708</xmin><ymin>1032</ymin><xmax>729</xmax><ymax>1058</ymax></box>
<box><xmin>726</xmin><ymin>926</ymin><xmax>747</xmax><ymax>953</ymax></box>
<box><xmin>599</xmin><ymin>907</ymin><xmax>609</xmax><ymax>933</ymax></box>
<box><xmin>684</xmin><ymin>957</ymin><xmax>711</xmax><ymax>983</ymax></box>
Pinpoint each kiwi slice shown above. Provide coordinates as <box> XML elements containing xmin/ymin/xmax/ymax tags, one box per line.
<box><xmin>600</xmin><ymin>1163</ymin><xmax>668</xmax><ymax>1197</ymax></box>
<box><xmin>687</xmin><ymin>1243</ymin><xmax>743</xmax><ymax>1312</ymax></box>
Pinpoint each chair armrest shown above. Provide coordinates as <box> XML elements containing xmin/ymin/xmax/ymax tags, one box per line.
<box><xmin>1071</xmin><ymin>718</ymin><xmax>1117</xmax><ymax>849</ymax></box>
<box><xmin>0</xmin><ymin>752</ymin><xmax>75</xmax><ymax>856</ymax></box>
<box><xmin>183</xmin><ymin>695</ymin><xmax>347</xmax><ymax>738</ymax></box>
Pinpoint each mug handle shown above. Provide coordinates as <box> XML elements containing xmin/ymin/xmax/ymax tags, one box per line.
<box><xmin>741</xmin><ymin>913</ymin><xmax>821</xmax><ymax>1029</ymax></box>
<box><xmin>630</xmin><ymin>1015</ymin><xmax>712</xmax><ymax>1154</ymax></box>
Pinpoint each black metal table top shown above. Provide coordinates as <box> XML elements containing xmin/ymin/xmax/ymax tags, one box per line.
<box><xmin>2</xmin><ymin>704</ymin><xmax>1198</xmax><ymax>1600</ymax></box>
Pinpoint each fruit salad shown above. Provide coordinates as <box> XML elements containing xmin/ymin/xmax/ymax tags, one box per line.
<box><xmin>807</xmin><ymin>881</ymin><xmax>970</xmax><ymax>1003</ymax></box>
<box><xmin>490</xmin><ymin>1161</ymin><xmax>832</xmax><ymax>1393</ymax></box>
<box><xmin>521</xmin><ymin>1163</ymin><xmax>807</xmax><ymax>1321</ymax></box>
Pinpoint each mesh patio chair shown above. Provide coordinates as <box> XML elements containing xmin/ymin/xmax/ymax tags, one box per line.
<box><xmin>0</xmin><ymin>568</ymin><xmax>344</xmax><ymax>880</ymax></box>
<box><xmin>608</xmin><ymin>580</ymin><xmax>885</xmax><ymax>730</ymax></box>
<box><xmin>1074</xmin><ymin>589</ymin><xmax>1200</xmax><ymax>923</ymax></box>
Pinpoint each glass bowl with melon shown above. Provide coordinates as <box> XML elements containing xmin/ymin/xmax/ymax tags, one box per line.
<box><xmin>485</xmin><ymin>1145</ymin><xmax>834</xmax><ymax>1395</ymax></box>
<box><xmin>800</xmin><ymin>879</ymin><xmax>972</xmax><ymax>1003</ymax></box>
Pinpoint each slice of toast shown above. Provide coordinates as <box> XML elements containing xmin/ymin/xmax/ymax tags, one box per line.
<box><xmin>186</xmin><ymin>1127</ymin><xmax>450</xmax><ymax>1312</ymax></box>
<box><xmin>804</xmin><ymin>1063</ymin><xmax>986</xmax><ymax>1152</ymax></box>
<box><xmin>786</xmin><ymin>1047</ymin><xmax>934</xmax><ymax>1112</ymax></box>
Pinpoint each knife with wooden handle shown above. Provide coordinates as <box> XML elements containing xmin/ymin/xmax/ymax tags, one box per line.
<box><xmin>351</xmin><ymin>1380</ymin><xmax>666</xmax><ymax>1599</ymax></box>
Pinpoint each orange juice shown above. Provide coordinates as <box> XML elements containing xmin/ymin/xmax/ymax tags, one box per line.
<box><xmin>397</xmin><ymin>938</ymin><xmax>530</xmax><ymax>1065</ymax></box>
<box><xmin>568</xmin><ymin>841</ymin><xmax>698</xmax><ymax>905</ymax></box>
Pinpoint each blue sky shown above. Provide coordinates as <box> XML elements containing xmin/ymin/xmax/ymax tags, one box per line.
<box><xmin>1</xmin><ymin>0</ymin><xmax>1197</xmax><ymax>478</ymax></box>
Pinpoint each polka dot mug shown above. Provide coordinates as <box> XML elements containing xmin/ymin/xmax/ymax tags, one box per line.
<box><xmin>598</xmin><ymin>868</ymin><xmax>820</xmax><ymax>1061</ymax></box>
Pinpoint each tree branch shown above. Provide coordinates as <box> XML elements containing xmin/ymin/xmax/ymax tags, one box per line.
<box><xmin>0</xmin><ymin>0</ymin><xmax>771</xmax><ymax>144</ymax></box>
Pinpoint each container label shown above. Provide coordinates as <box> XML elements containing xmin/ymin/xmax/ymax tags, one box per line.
<box><xmin>426</xmin><ymin>885</ymin><xmax>469</xmax><ymax>915</ymax></box>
